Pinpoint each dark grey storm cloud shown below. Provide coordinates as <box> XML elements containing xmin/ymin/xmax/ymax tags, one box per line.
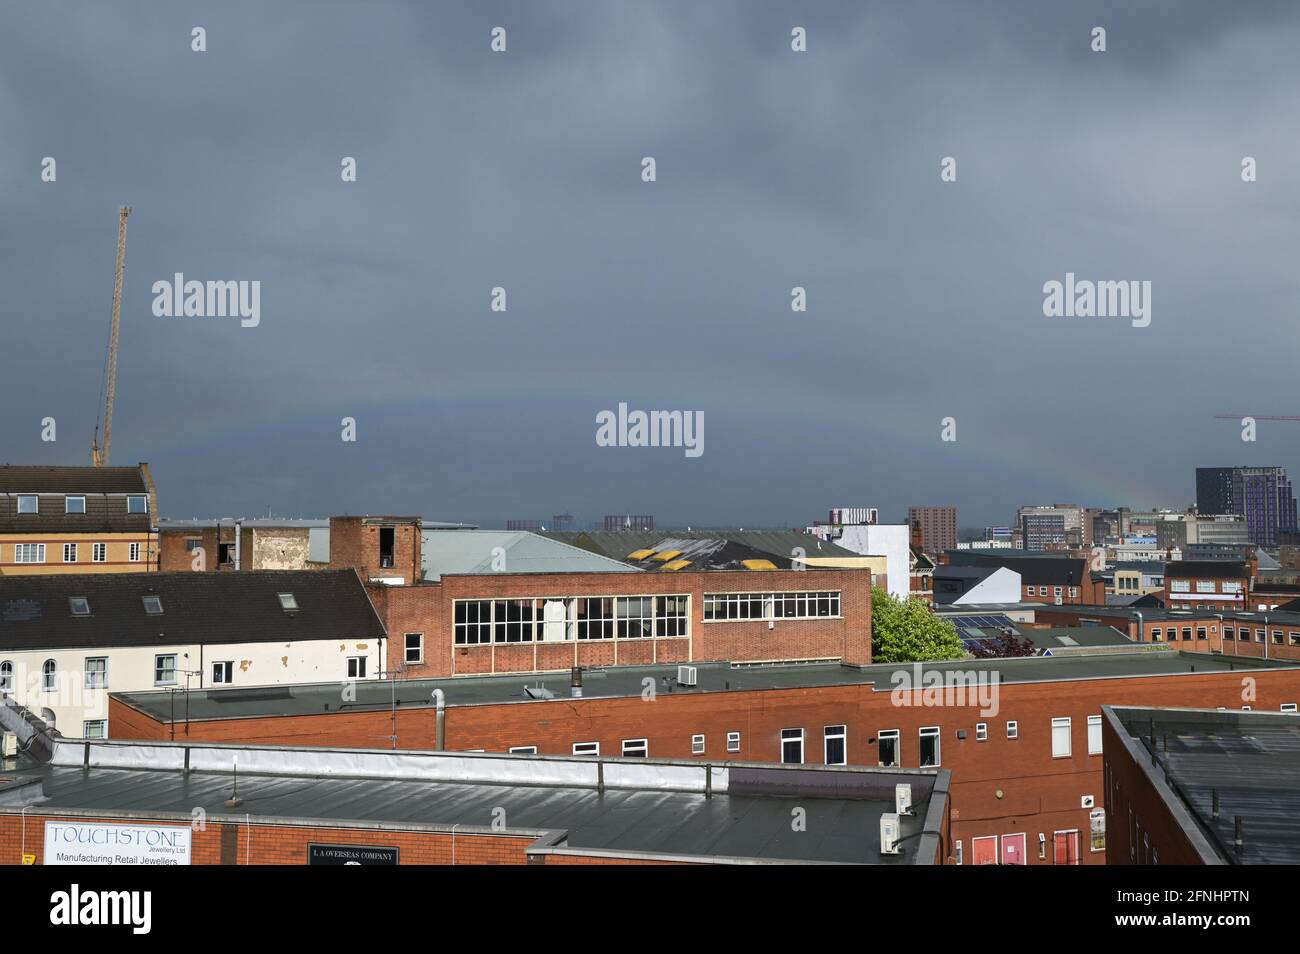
<box><xmin>3</xmin><ymin>1</ymin><xmax>1299</xmax><ymax>528</ymax></box>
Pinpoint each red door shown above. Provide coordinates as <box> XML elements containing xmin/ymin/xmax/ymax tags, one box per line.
<box><xmin>1001</xmin><ymin>833</ymin><xmax>1027</xmax><ymax>865</ymax></box>
<box><xmin>971</xmin><ymin>836</ymin><xmax>998</xmax><ymax>865</ymax></box>
<box><xmin>1053</xmin><ymin>830</ymin><xmax>1081</xmax><ymax>865</ymax></box>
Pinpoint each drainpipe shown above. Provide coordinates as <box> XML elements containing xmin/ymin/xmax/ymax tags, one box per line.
<box><xmin>234</xmin><ymin>519</ymin><xmax>242</xmax><ymax>571</ymax></box>
<box><xmin>432</xmin><ymin>688</ymin><xmax>445</xmax><ymax>750</ymax></box>
<box><xmin>1132</xmin><ymin>611</ymin><xmax>1144</xmax><ymax>644</ymax></box>
<box><xmin>1264</xmin><ymin>613</ymin><xmax>1270</xmax><ymax>661</ymax></box>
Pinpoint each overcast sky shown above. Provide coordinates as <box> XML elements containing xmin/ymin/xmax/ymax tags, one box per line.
<box><xmin>3</xmin><ymin>1</ymin><xmax>1299</xmax><ymax>529</ymax></box>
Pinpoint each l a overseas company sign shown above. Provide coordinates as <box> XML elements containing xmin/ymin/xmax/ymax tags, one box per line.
<box><xmin>44</xmin><ymin>821</ymin><xmax>192</xmax><ymax>865</ymax></box>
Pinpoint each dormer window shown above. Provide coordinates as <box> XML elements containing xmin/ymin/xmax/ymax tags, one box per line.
<box><xmin>127</xmin><ymin>495</ymin><xmax>148</xmax><ymax>514</ymax></box>
<box><xmin>17</xmin><ymin>495</ymin><xmax>38</xmax><ymax>514</ymax></box>
<box><xmin>142</xmin><ymin>595</ymin><xmax>163</xmax><ymax>615</ymax></box>
<box><xmin>68</xmin><ymin>597</ymin><xmax>90</xmax><ymax>617</ymax></box>
<box><xmin>278</xmin><ymin>592</ymin><xmax>299</xmax><ymax>614</ymax></box>
<box><xmin>65</xmin><ymin>496</ymin><xmax>86</xmax><ymax>514</ymax></box>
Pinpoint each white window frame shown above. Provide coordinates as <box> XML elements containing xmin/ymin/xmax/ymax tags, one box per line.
<box><xmin>65</xmin><ymin>495</ymin><xmax>86</xmax><ymax>514</ymax></box>
<box><xmin>824</xmin><ymin>724</ymin><xmax>847</xmax><ymax>765</ymax></box>
<box><xmin>154</xmin><ymin>654</ymin><xmax>177</xmax><ymax>686</ymax></box>
<box><xmin>878</xmin><ymin>728</ymin><xmax>900</xmax><ymax>767</ymax></box>
<box><xmin>346</xmin><ymin>656</ymin><xmax>366</xmax><ymax>679</ymax></box>
<box><xmin>781</xmin><ymin>727</ymin><xmax>804</xmax><ymax>764</ymax></box>
<box><xmin>17</xmin><ymin>494</ymin><xmax>38</xmax><ymax>514</ymax></box>
<box><xmin>1052</xmin><ymin>717</ymin><xmax>1072</xmax><ymax>758</ymax></box>
<box><xmin>691</xmin><ymin>734</ymin><xmax>705</xmax><ymax>755</ymax></box>
<box><xmin>211</xmin><ymin>661</ymin><xmax>234</xmax><ymax>685</ymax></box>
<box><xmin>621</xmin><ymin>738</ymin><xmax>648</xmax><ymax>758</ymax></box>
<box><xmin>572</xmin><ymin>741</ymin><xmax>599</xmax><ymax>756</ymax></box>
<box><xmin>82</xmin><ymin>720</ymin><xmax>107</xmax><ymax>739</ymax></box>
<box><xmin>15</xmin><ymin>543</ymin><xmax>46</xmax><ymax>564</ymax></box>
<box><xmin>0</xmin><ymin>660</ymin><xmax>12</xmax><ymax>694</ymax></box>
<box><xmin>84</xmin><ymin>657</ymin><xmax>108</xmax><ymax>689</ymax></box>
<box><xmin>975</xmin><ymin>722</ymin><xmax>988</xmax><ymax>742</ymax></box>
<box><xmin>42</xmin><ymin>658</ymin><xmax>58</xmax><ymax>692</ymax></box>
<box><xmin>954</xmin><ymin>840</ymin><xmax>963</xmax><ymax>865</ymax></box>
<box><xmin>129</xmin><ymin>542</ymin><xmax>141</xmax><ymax>562</ymax></box>
<box><xmin>1087</xmin><ymin>714</ymin><xmax>1103</xmax><ymax>755</ymax></box>
<box><xmin>92</xmin><ymin>542</ymin><xmax>107</xmax><ymax>563</ymax></box>
<box><xmin>1282</xmin><ymin>703</ymin><xmax>1298</xmax><ymax>714</ymax></box>
<box><xmin>509</xmin><ymin>745</ymin><xmax>537</xmax><ymax>755</ymax></box>
<box><xmin>63</xmin><ymin>543</ymin><xmax>78</xmax><ymax>563</ymax></box>
<box><xmin>1007</xmin><ymin>720</ymin><xmax>1018</xmax><ymax>739</ymax></box>
<box><xmin>404</xmin><ymin>632</ymin><xmax>424</xmax><ymax>665</ymax></box>
<box><xmin>919</xmin><ymin>725</ymin><xmax>941</xmax><ymax>767</ymax></box>
<box><xmin>127</xmin><ymin>494</ymin><xmax>148</xmax><ymax>514</ymax></box>
<box><xmin>726</xmin><ymin>731</ymin><xmax>741</xmax><ymax>752</ymax></box>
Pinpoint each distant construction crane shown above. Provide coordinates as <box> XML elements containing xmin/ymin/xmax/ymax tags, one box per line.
<box><xmin>1214</xmin><ymin>415</ymin><xmax>1300</xmax><ymax>422</ymax></box>
<box><xmin>92</xmin><ymin>206</ymin><xmax>131</xmax><ymax>466</ymax></box>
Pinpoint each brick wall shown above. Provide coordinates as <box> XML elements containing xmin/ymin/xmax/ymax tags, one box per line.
<box><xmin>109</xmin><ymin>661</ymin><xmax>1300</xmax><ymax>864</ymax></box>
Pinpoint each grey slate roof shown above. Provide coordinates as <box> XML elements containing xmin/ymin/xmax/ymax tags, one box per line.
<box><xmin>0</xmin><ymin>569</ymin><xmax>384</xmax><ymax>652</ymax></box>
<box><xmin>421</xmin><ymin>530</ymin><xmax>638</xmax><ymax>581</ymax></box>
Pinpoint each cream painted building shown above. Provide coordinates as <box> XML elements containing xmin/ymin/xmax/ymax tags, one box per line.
<box><xmin>0</xmin><ymin>569</ymin><xmax>385</xmax><ymax>738</ymax></box>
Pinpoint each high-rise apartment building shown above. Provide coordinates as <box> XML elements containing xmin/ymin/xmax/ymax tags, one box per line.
<box><xmin>907</xmin><ymin>506</ymin><xmax>957</xmax><ymax>554</ymax></box>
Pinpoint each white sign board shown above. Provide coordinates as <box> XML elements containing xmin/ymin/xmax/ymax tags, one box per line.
<box><xmin>44</xmin><ymin>821</ymin><xmax>192</xmax><ymax>866</ymax></box>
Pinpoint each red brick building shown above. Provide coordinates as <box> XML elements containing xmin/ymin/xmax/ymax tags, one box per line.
<box><xmin>109</xmin><ymin>650</ymin><xmax>1300</xmax><ymax>865</ymax></box>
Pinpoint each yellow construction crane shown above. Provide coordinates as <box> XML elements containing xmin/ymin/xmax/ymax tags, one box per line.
<box><xmin>92</xmin><ymin>206</ymin><xmax>131</xmax><ymax>467</ymax></box>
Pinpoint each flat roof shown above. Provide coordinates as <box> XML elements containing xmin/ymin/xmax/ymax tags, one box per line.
<box><xmin>1106</xmin><ymin>706</ymin><xmax>1300</xmax><ymax>864</ymax></box>
<box><xmin>112</xmin><ymin>650</ymin><xmax>1298</xmax><ymax>723</ymax></box>
<box><xmin>0</xmin><ymin>737</ymin><xmax>946</xmax><ymax>865</ymax></box>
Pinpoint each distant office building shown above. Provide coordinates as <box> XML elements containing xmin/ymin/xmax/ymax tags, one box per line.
<box><xmin>506</xmin><ymin>519</ymin><xmax>542</xmax><ymax>532</ymax></box>
<box><xmin>551</xmin><ymin>514</ymin><xmax>575</xmax><ymax>531</ymax></box>
<box><xmin>828</xmin><ymin>507</ymin><xmax>878</xmax><ymax>526</ymax></box>
<box><xmin>1234</xmin><ymin>467</ymin><xmax>1297</xmax><ymax>546</ymax></box>
<box><xmin>603</xmin><ymin>514</ymin><xmax>655</xmax><ymax>532</ymax></box>
<box><xmin>1195</xmin><ymin>467</ymin><xmax>1236</xmax><ymax>516</ymax></box>
<box><xmin>1154</xmin><ymin>513</ymin><xmax>1248</xmax><ymax>551</ymax></box>
<box><xmin>907</xmin><ymin>506</ymin><xmax>957</xmax><ymax>554</ymax></box>
<box><xmin>1018</xmin><ymin>505</ymin><xmax>1082</xmax><ymax>550</ymax></box>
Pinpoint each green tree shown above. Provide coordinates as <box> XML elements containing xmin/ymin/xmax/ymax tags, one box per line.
<box><xmin>870</xmin><ymin>587</ymin><xmax>966</xmax><ymax>663</ymax></box>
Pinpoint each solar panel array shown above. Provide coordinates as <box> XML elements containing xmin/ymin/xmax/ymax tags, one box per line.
<box><xmin>944</xmin><ymin>614</ymin><xmax>1019</xmax><ymax>654</ymax></box>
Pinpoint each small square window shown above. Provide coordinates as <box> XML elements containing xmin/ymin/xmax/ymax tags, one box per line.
<box><xmin>212</xmin><ymin>661</ymin><xmax>233</xmax><ymax>685</ymax></box>
<box><xmin>65</xmin><ymin>496</ymin><xmax>86</xmax><ymax>514</ymax></box>
<box><xmin>278</xmin><ymin>592</ymin><xmax>299</xmax><ymax>613</ymax></box>
<box><xmin>142</xmin><ymin>595</ymin><xmax>163</xmax><ymax>615</ymax></box>
<box><xmin>83</xmin><ymin>720</ymin><xmax>107</xmax><ymax>739</ymax></box>
<box><xmin>17</xmin><ymin>495</ymin><xmax>38</xmax><ymax>514</ymax></box>
<box><xmin>127</xmin><ymin>495</ymin><xmax>148</xmax><ymax>514</ymax></box>
<box><xmin>68</xmin><ymin>597</ymin><xmax>90</xmax><ymax>617</ymax></box>
<box><xmin>726</xmin><ymin>731</ymin><xmax>741</xmax><ymax>752</ymax></box>
<box><xmin>691</xmin><ymin>734</ymin><xmax>705</xmax><ymax>755</ymax></box>
<box><xmin>154</xmin><ymin>654</ymin><xmax>177</xmax><ymax>686</ymax></box>
<box><xmin>347</xmin><ymin>656</ymin><xmax>367</xmax><ymax>679</ymax></box>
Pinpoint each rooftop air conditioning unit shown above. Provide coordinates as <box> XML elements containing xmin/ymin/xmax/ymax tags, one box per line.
<box><xmin>895</xmin><ymin>783</ymin><xmax>913</xmax><ymax>816</ymax></box>
<box><xmin>880</xmin><ymin>813</ymin><xmax>902</xmax><ymax>855</ymax></box>
<box><xmin>677</xmin><ymin>666</ymin><xmax>698</xmax><ymax>687</ymax></box>
<box><xmin>1</xmin><ymin>732</ymin><xmax>17</xmax><ymax>758</ymax></box>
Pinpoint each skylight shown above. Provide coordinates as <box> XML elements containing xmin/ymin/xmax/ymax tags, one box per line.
<box><xmin>68</xmin><ymin>597</ymin><xmax>90</xmax><ymax>617</ymax></box>
<box><xmin>278</xmin><ymin>592</ymin><xmax>299</xmax><ymax>613</ymax></box>
<box><xmin>142</xmin><ymin>595</ymin><xmax>163</xmax><ymax>615</ymax></box>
